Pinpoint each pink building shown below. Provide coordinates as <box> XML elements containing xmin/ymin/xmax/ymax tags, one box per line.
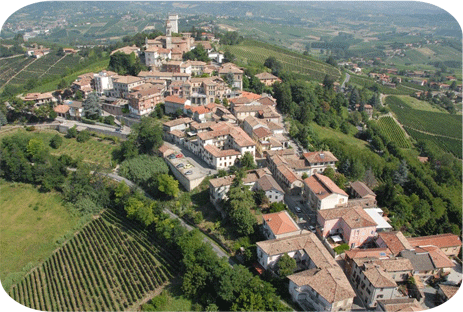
<box><xmin>317</xmin><ymin>206</ymin><xmax>377</xmax><ymax>249</ymax></box>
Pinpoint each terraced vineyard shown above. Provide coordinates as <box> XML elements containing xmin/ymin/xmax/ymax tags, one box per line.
<box><xmin>385</xmin><ymin>96</ymin><xmax>462</xmax><ymax>157</ymax></box>
<box><xmin>0</xmin><ymin>56</ymin><xmax>35</xmax><ymax>87</ymax></box>
<box><xmin>405</xmin><ymin>127</ymin><xmax>462</xmax><ymax>158</ymax></box>
<box><xmin>226</xmin><ymin>40</ymin><xmax>341</xmax><ymax>82</ymax></box>
<box><xmin>376</xmin><ymin>116</ymin><xmax>411</xmax><ymax>148</ymax></box>
<box><xmin>8</xmin><ymin>214</ymin><xmax>179</xmax><ymax>311</ymax></box>
<box><xmin>386</xmin><ymin>96</ymin><xmax>462</xmax><ymax>139</ymax></box>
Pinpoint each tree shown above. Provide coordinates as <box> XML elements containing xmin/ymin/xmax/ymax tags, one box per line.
<box><xmin>57</xmin><ymin>78</ymin><xmax>68</xmax><ymax>90</ymax></box>
<box><xmin>157</xmin><ymin>174</ymin><xmax>179</xmax><ymax>198</ymax></box>
<box><xmin>76</xmin><ymin>130</ymin><xmax>91</xmax><ymax>142</ymax></box>
<box><xmin>82</xmin><ymin>93</ymin><xmax>101</xmax><ymax>120</ymax></box>
<box><xmin>108</xmin><ymin>51</ymin><xmax>144</xmax><ymax>76</ymax></box>
<box><xmin>277</xmin><ymin>253</ymin><xmax>297</xmax><ymax>277</ymax></box>
<box><xmin>326</xmin><ymin>56</ymin><xmax>337</xmax><ymax>67</ymax></box>
<box><xmin>393</xmin><ymin>159</ymin><xmax>408</xmax><ymax>186</ymax></box>
<box><xmin>0</xmin><ymin>110</ymin><xmax>7</xmax><ymax>128</ymax></box>
<box><xmin>132</xmin><ymin>117</ymin><xmax>163</xmax><ymax>154</ymax></box>
<box><xmin>26</xmin><ymin>138</ymin><xmax>47</xmax><ymax>162</ymax></box>
<box><xmin>49</xmin><ymin>134</ymin><xmax>63</xmax><ymax>149</ymax></box>
<box><xmin>239</xmin><ymin>151</ymin><xmax>256</xmax><ymax>170</ymax></box>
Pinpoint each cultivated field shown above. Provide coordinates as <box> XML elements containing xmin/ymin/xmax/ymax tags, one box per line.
<box><xmin>376</xmin><ymin>116</ymin><xmax>411</xmax><ymax>148</ymax></box>
<box><xmin>393</xmin><ymin>95</ymin><xmax>447</xmax><ymax>113</ymax></box>
<box><xmin>0</xmin><ymin>180</ymin><xmax>79</xmax><ymax>283</ymax></box>
<box><xmin>385</xmin><ymin>96</ymin><xmax>462</xmax><ymax>157</ymax></box>
<box><xmin>226</xmin><ymin>40</ymin><xmax>341</xmax><ymax>82</ymax></box>
<box><xmin>8</xmin><ymin>213</ymin><xmax>177</xmax><ymax>311</ymax></box>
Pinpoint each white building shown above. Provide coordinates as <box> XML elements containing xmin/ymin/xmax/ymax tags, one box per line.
<box><xmin>303</xmin><ymin>173</ymin><xmax>349</xmax><ymax>210</ymax></box>
<box><xmin>93</xmin><ymin>71</ymin><xmax>116</xmax><ymax>96</ymax></box>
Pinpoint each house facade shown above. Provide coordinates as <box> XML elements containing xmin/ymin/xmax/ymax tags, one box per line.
<box><xmin>303</xmin><ymin>173</ymin><xmax>349</xmax><ymax>210</ymax></box>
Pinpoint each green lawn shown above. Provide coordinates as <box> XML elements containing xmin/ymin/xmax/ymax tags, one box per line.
<box><xmin>142</xmin><ymin>283</ymin><xmax>193</xmax><ymax>311</ymax></box>
<box><xmin>393</xmin><ymin>95</ymin><xmax>447</xmax><ymax>113</ymax></box>
<box><xmin>0</xmin><ymin>180</ymin><xmax>79</xmax><ymax>283</ymax></box>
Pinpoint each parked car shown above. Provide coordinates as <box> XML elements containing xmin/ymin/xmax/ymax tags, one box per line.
<box><xmin>184</xmin><ymin>164</ymin><xmax>193</xmax><ymax>169</ymax></box>
<box><xmin>176</xmin><ymin>163</ymin><xmax>184</xmax><ymax>168</ymax></box>
<box><xmin>308</xmin><ymin>225</ymin><xmax>316</xmax><ymax>233</ymax></box>
<box><xmin>176</xmin><ymin>153</ymin><xmax>183</xmax><ymax>158</ymax></box>
<box><xmin>295</xmin><ymin>207</ymin><xmax>302</xmax><ymax>213</ymax></box>
<box><xmin>167</xmin><ymin>153</ymin><xmax>176</xmax><ymax>159</ymax></box>
<box><xmin>185</xmin><ymin>170</ymin><xmax>193</xmax><ymax>175</ymax></box>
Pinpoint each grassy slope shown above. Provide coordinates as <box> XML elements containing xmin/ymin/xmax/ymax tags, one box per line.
<box><xmin>0</xmin><ymin>129</ymin><xmax>116</xmax><ymax>168</ymax></box>
<box><xmin>393</xmin><ymin>95</ymin><xmax>448</xmax><ymax>113</ymax></box>
<box><xmin>0</xmin><ymin>180</ymin><xmax>79</xmax><ymax>281</ymax></box>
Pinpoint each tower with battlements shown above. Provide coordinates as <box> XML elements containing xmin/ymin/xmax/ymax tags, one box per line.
<box><xmin>167</xmin><ymin>14</ymin><xmax>178</xmax><ymax>34</ymax></box>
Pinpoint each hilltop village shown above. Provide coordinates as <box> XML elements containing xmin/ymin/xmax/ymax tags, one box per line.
<box><xmin>4</xmin><ymin>14</ymin><xmax>462</xmax><ymax>312</ymax></box>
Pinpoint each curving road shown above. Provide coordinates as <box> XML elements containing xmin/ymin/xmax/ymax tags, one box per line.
<box><xmin>99</xmin><ymin>172</ymin><xmax>234</xmax><ymax>265</ymax></box>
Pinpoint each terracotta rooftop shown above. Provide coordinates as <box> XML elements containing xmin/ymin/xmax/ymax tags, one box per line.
<box><xmin>113</xmin><ymin>75</ymin><xmax>143</xmax><ymax>84</ymax></box>
<box><xmin>304</xmin><ymin>173</ymin><xmax>348</xmax><ymax>200</ymax></box>
<box><xmin>277</xmin><ymin>163</ymin><xmax>300</xmax><ymax>184</ymax></box>
<box><xmin>416</xmin><ymin>245</ymin><xmax>454</xmax><ymax>269</ymax></box>
<box><xmin>241</xmin><ymin>91</ymin><xmax>262</xmax><ymax>100</ymax></box>
<box><xmin>253</xmin><ymin>126</ymin><xmax>273</xmax><ymax>139</ymax></box>
<box><xmin>209</xmin><ymin>175</ymin><xmax>235</xmax><ymax>188</ymax></box>
<box><xmin>303</xmin><ymin>151</ymin><xmax>338</xmax><ymax>164</ymax></box>
<box><xmin>355</xmin><ymin>257</ymin><xmax>414</xmax><ymax>273</ymax></box>
<box><xmin>255</xmin><ymin>72</ymin><xmax>279</xmax><ymax>80</ymax></box>
<box><xmin>319</xmin><ymin>206</ymin><xmax>377</xmax><ymax>229</ymax></box>
<box><xmin>257</xmin><ymin>175</ymin><xmax>284</xmax><ymax>193</ymax></box>
<box><xmin>377</xmin><ymin>298</ymin><xmax>423</xmax><ymax>312</ymax></box>
<box><xmin>345</xmin><ymin>248</ymin><xmax>393</xmax><ymax>260</ymax></box>
<box><xmin>165</xmin><ymin>95</ymin><xmax>188</xmax><ymax>104</ymax></box>
<box><xmin>203</xmin><ymin>144</ymin><xmax>240</xmax><ymax>158</ymax></box>
<box><xmin>256</xmin><ymin>96</ymin><xmax>277</xmax><ymax>106</ymax></box>
<box><xmin>362</xmin><ymin>263</ymin><xmax>397</xmax><ymax>288</ymax></box>
<box><xmin>244</xmin><ymin>115</ymin><xmax>263</xmax><ymax>128</ymax></box>
<box><xmin>53</xmin><ymin>105</ymin><xmax>70</xmax><ymax>114</ymax></box>
<box><xmin>262</xmin><ymin>211</ymin><xmax>299</xmax><ymax>236</ymax></box>
<box><xmin>350</xmin><ymin>181</ymin><xmax>376</xmax><ymax>198</ymax></box>
<box><xmin>287</xmin><ymin>266</ymin><xmax>356</xmax><ymax>303</ymax></box>
<box><xmin>189</xmin><ymin>105</ymin><xmax>210</xmax><ymax>115</ymax></box>
<box><xmin>377</xmin><ymin>231</ymin><xmax>413</xmax><ymax>255</ymax></box>
<box><xmin>229</xmin><ymin>97</ymin><xmax>252</xmax><ymax>105</ymax></box>
<box><xmin>407</xmin><ymin>233</ymin><xmax>462</xmax><ymax>249</ymax></box>
<box><xmin>438</xmin><ymin>284</ymin><xmax>459</xmax><ymax>300</ymax></box>
<box><xmin>162</xmin><ymin>117</ymin><xmax>193</xmax><ymax>128</ymax></box>
<box><xmin>257</xmin><ymin>232</ymin><xmax>335</xmax><ymax>270</ymax></box>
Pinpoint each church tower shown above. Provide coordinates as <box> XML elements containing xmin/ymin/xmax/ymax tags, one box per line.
<box><xmin>165</xmin><ymin>19</ymin><xmax>173</xmax><ymax>49</ymax></box>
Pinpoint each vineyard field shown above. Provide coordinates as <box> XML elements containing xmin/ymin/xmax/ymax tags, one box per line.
<box><xmin>386</xmin><ymin>96</ymin><xmax>462</xmax><ymax>140</ymax></box>
<box><xmin>8</xmin><ymin>215</ymin><xmax>178</xmax><ymax>311</ymax></box>
<box><xmin>226</xmin><ymin>40</ymin><xmax>341</xmax><ymax>82</ymax></box>
<box><xmin>376</xmin><ymin>116</ymin><xmax>411</xmax><ymax>148</ymax></box>
<box><xmin>404</xmin><ymin>127</ymin><xmax>462</xmax><ymax>158</ymax></box>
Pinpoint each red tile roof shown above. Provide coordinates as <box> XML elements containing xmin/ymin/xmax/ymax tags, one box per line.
<box><xmin>304</xmin><ymin>173</ymin><xmax>348</xmax><ymax>199</ymax></box>
<box><xmin>165</xmin><ymin>95</ymin><xmax>187</xmax><ymax>104</ymax></box>
<box><xmin>377</xmin><ymin>231</ymin><xmax>412</xmax><ymax>255</ymax></box>
<box><xmin>263</xmin><ymin>211</ymin><xmax>300</xmax><ymax>235</ymax></box>
<box><xmin>319</xmin><ymin>206</ymin><xmax>377</xmax><ymax>229</ymax></box>
<box><xmin>303</xmin><ymin>151</ymin><xmax>338</xmax><ymax>164</ymax></box>
<box><xmin>407</xmin><ymin>233</ymin><xmax>461</xmax><ymax>249</ymax></box>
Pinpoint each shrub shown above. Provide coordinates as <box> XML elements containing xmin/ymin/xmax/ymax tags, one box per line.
<box><xmin>76</xmin><ymin>130</ymin><xmax>91</xmax><ymax>143</ymax></box>
<box><xmin>49</xmin><ymin>134</ymin><xmax>63</xmax><ymax>149</ymax></box>
<box><xmin>81</xmin><ymin>117</ymin><xmax>96</xmax><ymax>125</ymax></box>
<box><xmin>333</xmin><ymin>243</ymin><xmax>350</xmax><ymax>254</ymax></box>
<box><xmin>25</xmin><ymin>125</ymin><xmax>35</xmax><ymax>131</ymax></box>
<box><xmin>66</xmin><ymin>125</ymin><xmax>78</xmax><ymax>138</ymax></box>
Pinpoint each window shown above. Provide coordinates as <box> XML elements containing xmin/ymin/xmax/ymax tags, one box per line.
<box><xmin>376</xmin><ymin>295</ymin><xmax>383</xmax><ymax>299</ymax></box>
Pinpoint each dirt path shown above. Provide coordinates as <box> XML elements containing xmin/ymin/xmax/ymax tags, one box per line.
<box><xmin>38</xmin><ymin>54</ymin><xmax>67</xmax><ymax>78</ymax></box>
<box><xmin>2</xmin><ymin>57</ymin><xmax>38</xmax><ymax>87</ymax></box>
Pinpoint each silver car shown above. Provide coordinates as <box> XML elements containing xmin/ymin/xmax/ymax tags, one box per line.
<box><xmin>295</xmin><ymin>207</ymin><xmax>302</xmax><ymax>213</ymax></box>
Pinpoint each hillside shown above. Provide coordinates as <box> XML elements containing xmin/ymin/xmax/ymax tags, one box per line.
<box><xmin>225</xmin><ymin>40</ymin><xmax>341</xmax><ymax>82</ymax></box>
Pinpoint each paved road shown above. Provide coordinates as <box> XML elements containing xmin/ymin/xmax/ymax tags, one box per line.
<box><xmin>100</xmin><ymin>171</ymin><xmax>233</xmax><ymax>264</ymax></box>
<box><xmin>341</xmin><ymin>72</ymin><xmax>350</xmax><ymax>92</ymax></box>
<box><xmin>57</xmin><ymin>117</ymin><xmax>131</xmax><ymax>136</ymax></box>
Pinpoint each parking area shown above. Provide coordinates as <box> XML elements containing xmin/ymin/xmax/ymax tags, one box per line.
<box><xmin>162</xmin><ymin>142</ymin><xmax>217</xmax><ymax>191</ymax></box>
<box><xmin>284</xmin><ymin>195</ymin><xmax>317</xmax><ymax>231</ymax></box>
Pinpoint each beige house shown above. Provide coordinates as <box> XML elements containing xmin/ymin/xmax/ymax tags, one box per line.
<box><xmin>256</xmin><ymin>232</ymin><xmax>355</xmax><ymax>311</ymax></box>
<box><xmin>303</xmin><ymin>173</ymin><xmax>349</xmax><ymax>210</ymax></box>
<box><xmin>128</xmin><ymin>84</ymin><xmax>164</xmax><ymax>117</ymax></box>
<box><xmin>261</xmin><ymin>211</ymin><xmax>300</xmax><ymax>240</ymax></box>
<box><xmin>407</xmin><ymin>233</ymin><xmax>462</xmax><ymax>258</ymax></box>
<box><xmin>255</xmin><ymin>72</ymin><xmax>282</xmax><ymax>86</ymax></box>
<box><xmin>106</xmin><ymin>75</ymin><xmax>145</xmax><ymax>99</ymax></box>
